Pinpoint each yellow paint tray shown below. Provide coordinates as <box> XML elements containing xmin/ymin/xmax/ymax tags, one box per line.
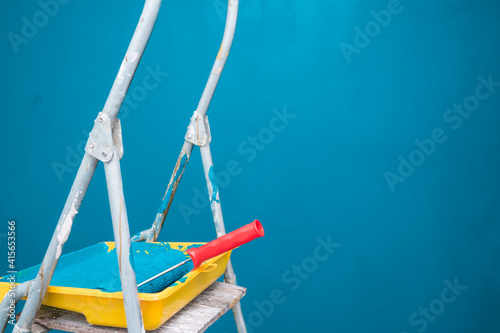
<box><xmin>0</xmin><ymin>242</ymin><xmax>231</xmax><ymax>330</ymax></box>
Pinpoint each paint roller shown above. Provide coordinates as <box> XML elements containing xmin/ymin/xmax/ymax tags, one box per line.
<box><xmin>137</xmin><ymin>220</ymin><xmax>264</xmax><ymax>293</ymax></box>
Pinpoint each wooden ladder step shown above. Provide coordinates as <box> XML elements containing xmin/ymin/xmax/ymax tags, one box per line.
<box><xmin>27</xmin><ymin>282</ymin><xmax>246</xmax><ymax>333</ymax></box>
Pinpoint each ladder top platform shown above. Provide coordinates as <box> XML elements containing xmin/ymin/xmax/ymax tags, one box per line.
<box><xmin>26</xmin><ymin>282</ymin><xmax>246</xmax><ymax>333</ymax></box>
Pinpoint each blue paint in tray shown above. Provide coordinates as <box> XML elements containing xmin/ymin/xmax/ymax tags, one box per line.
<box><xmin>0</xmin><ymin>242</ymin><xmax>200</xmax><ymax>293</ymax></box>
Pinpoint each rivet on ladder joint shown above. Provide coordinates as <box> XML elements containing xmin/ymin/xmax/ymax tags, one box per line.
<box><xmin>89</xmin><ymin>143</ymin><xmax>94</xmax><ymax>149</ymax></box>
<box><xmin>102</xmin><ymin>147</ymin><xmax>112</xmax><ymax>158</ymax></box>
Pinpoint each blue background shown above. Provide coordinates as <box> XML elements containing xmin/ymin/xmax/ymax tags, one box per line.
<box><xmin>1</xmin><ymin>0</ymin><xmax>500</xmax><ymax>332</ymax></box>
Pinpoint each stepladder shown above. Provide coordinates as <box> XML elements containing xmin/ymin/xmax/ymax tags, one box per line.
<box><xmin>0</xmin><ymin>0</ymin><xmax>250</xmax><ymax>332</ymax></box>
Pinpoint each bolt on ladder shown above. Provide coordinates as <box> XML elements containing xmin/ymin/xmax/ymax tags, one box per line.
<box><xmin>0</xmin><ymin>0</ymin><xmax>248</xmax><ymax>332</ymax></box>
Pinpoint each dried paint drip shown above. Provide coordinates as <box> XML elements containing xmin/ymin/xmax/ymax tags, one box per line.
<box><xmin>1</xmin><ymin>243</ymin><xmax>200</xmax><ymax>293</ymax></box>
<box><xmin>208</xmin><ymin>166</ymin><xmax>219</xmax><ymax>203</ymax></box>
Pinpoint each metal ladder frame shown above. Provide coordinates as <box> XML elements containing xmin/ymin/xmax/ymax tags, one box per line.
<box><xmin>0</xmin><ymin>0</ymin><xmax>247</xmax><ymax>332</ymax></box>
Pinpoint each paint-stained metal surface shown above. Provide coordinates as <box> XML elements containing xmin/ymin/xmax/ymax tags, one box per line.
<box><xmin>185</xmin><ymin>111</ymin><xmax>211</xmax><ymax>147</ymax></box>
<box><xmin>2</xmin><ymin>0</ymin><xmax>251</xmax><ymax>332</ymax></box>
<box><xmin>85</xmin><ymin>112</ymin><xmax>123</xmax><ymax>162</ymax></box>
<box><xmin>104</xmin><ymin>151</ymin><xmax>144</xmax><ymax>332</ymax></box>
<box><xmin>131</xmin><ymin>1</ymin><xmax>247</xmax><ymax>332</ymax></box>
<box><xmin>196</xmin><ymin>0</ymin><xmax>239</xmax><ymax>118</ymax></box>
<box><xmin>11</xmin><ymin>153</ymin><xmax>98</xmax><ymax>333</ymax></box>
<box><xmin>133</xmin><ymin>0</ymin><xmax>239</xmax><ymax>244</ymax></box>
<box><xmin>132</xmin><ymin>141</ymin><xmax>194</xmax><ymax>242</ymax></box>
<box><xmin>3</xmin><ymin>1</ymin><xmax>163</xmax><ymax>332</ymax></box>
<box><xmin>0</xmin><ymin>282</ymin><xmax>29</xmax><ymax>332</ymax></box>
<box><xmin>102</xmin><ymin>0</ymin><xmax>162</xmax><ymax>121</ymax></box>
<box><xmin>199</xmin><ymin>145</ymin><xmax>243</xmax><ymax>327</ymax></box>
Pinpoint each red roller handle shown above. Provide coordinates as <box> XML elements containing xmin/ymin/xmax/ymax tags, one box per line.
<box><xmin>186</xmin><ymin>220</ymin><xmax>264</xmax><ymax>268</ymax></box>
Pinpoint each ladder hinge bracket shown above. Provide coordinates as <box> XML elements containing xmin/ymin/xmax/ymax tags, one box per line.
<box><xmin>185</xmin><ymin>111</ymin><xmax>211</xmax><ymax>147</ymax></box>
<box><xmin>85</xmin><ymin>112</ymin><xmax>124</xmax><ymax>162</ymax></box>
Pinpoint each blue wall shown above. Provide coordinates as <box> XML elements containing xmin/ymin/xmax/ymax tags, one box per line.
<box><xmin>1</xmin><ymin>0</ymin><xmax>500</xmax><ymax>332</ymax></box>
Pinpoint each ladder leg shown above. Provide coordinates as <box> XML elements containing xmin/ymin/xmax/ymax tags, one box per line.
<box><xmin>199</xmin><ymin>144</ymin><xmax>248</xmax><ymax>333</ymax></box>
<box><xmin>101</xmin><ymin>0</ymin><xmax>162</xmax><ymax>120</ymax></box>
<box><xmin>10</xmin><ymin>0</ymin><xmax>162</xmax><ymax>328</ymax></box>
<box><xmin>0</xmin><ymin>282</ymin><xmax>28</xmax><ymax>332</ymax></box>
<box><xmin>132</xmin><ymin>141</ymin><xmax>194</xmax><ymax>242</ymax></box>
<box><xmin>133</xmin><ymin>0</ymin><xmax>240</xmax><ymax>243</ymax></box>
<box><xmin>195</xmin><ymin>0</ymin><xmax>239</xmax><ymax>118</ymax></box>
<box><xmin>225</xmin><ymin>260</ymin><xmax>247</xmax><ymax>333</ymax></box>
<box><xmin>11</xmin><ymin>153</ymin><xmax>98</xmax><ymax>333</ymax></box>
<box><xmin>104</xmin><ymin>150</ymin><xmax>144</xmax><ymax>333</ymax></box>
